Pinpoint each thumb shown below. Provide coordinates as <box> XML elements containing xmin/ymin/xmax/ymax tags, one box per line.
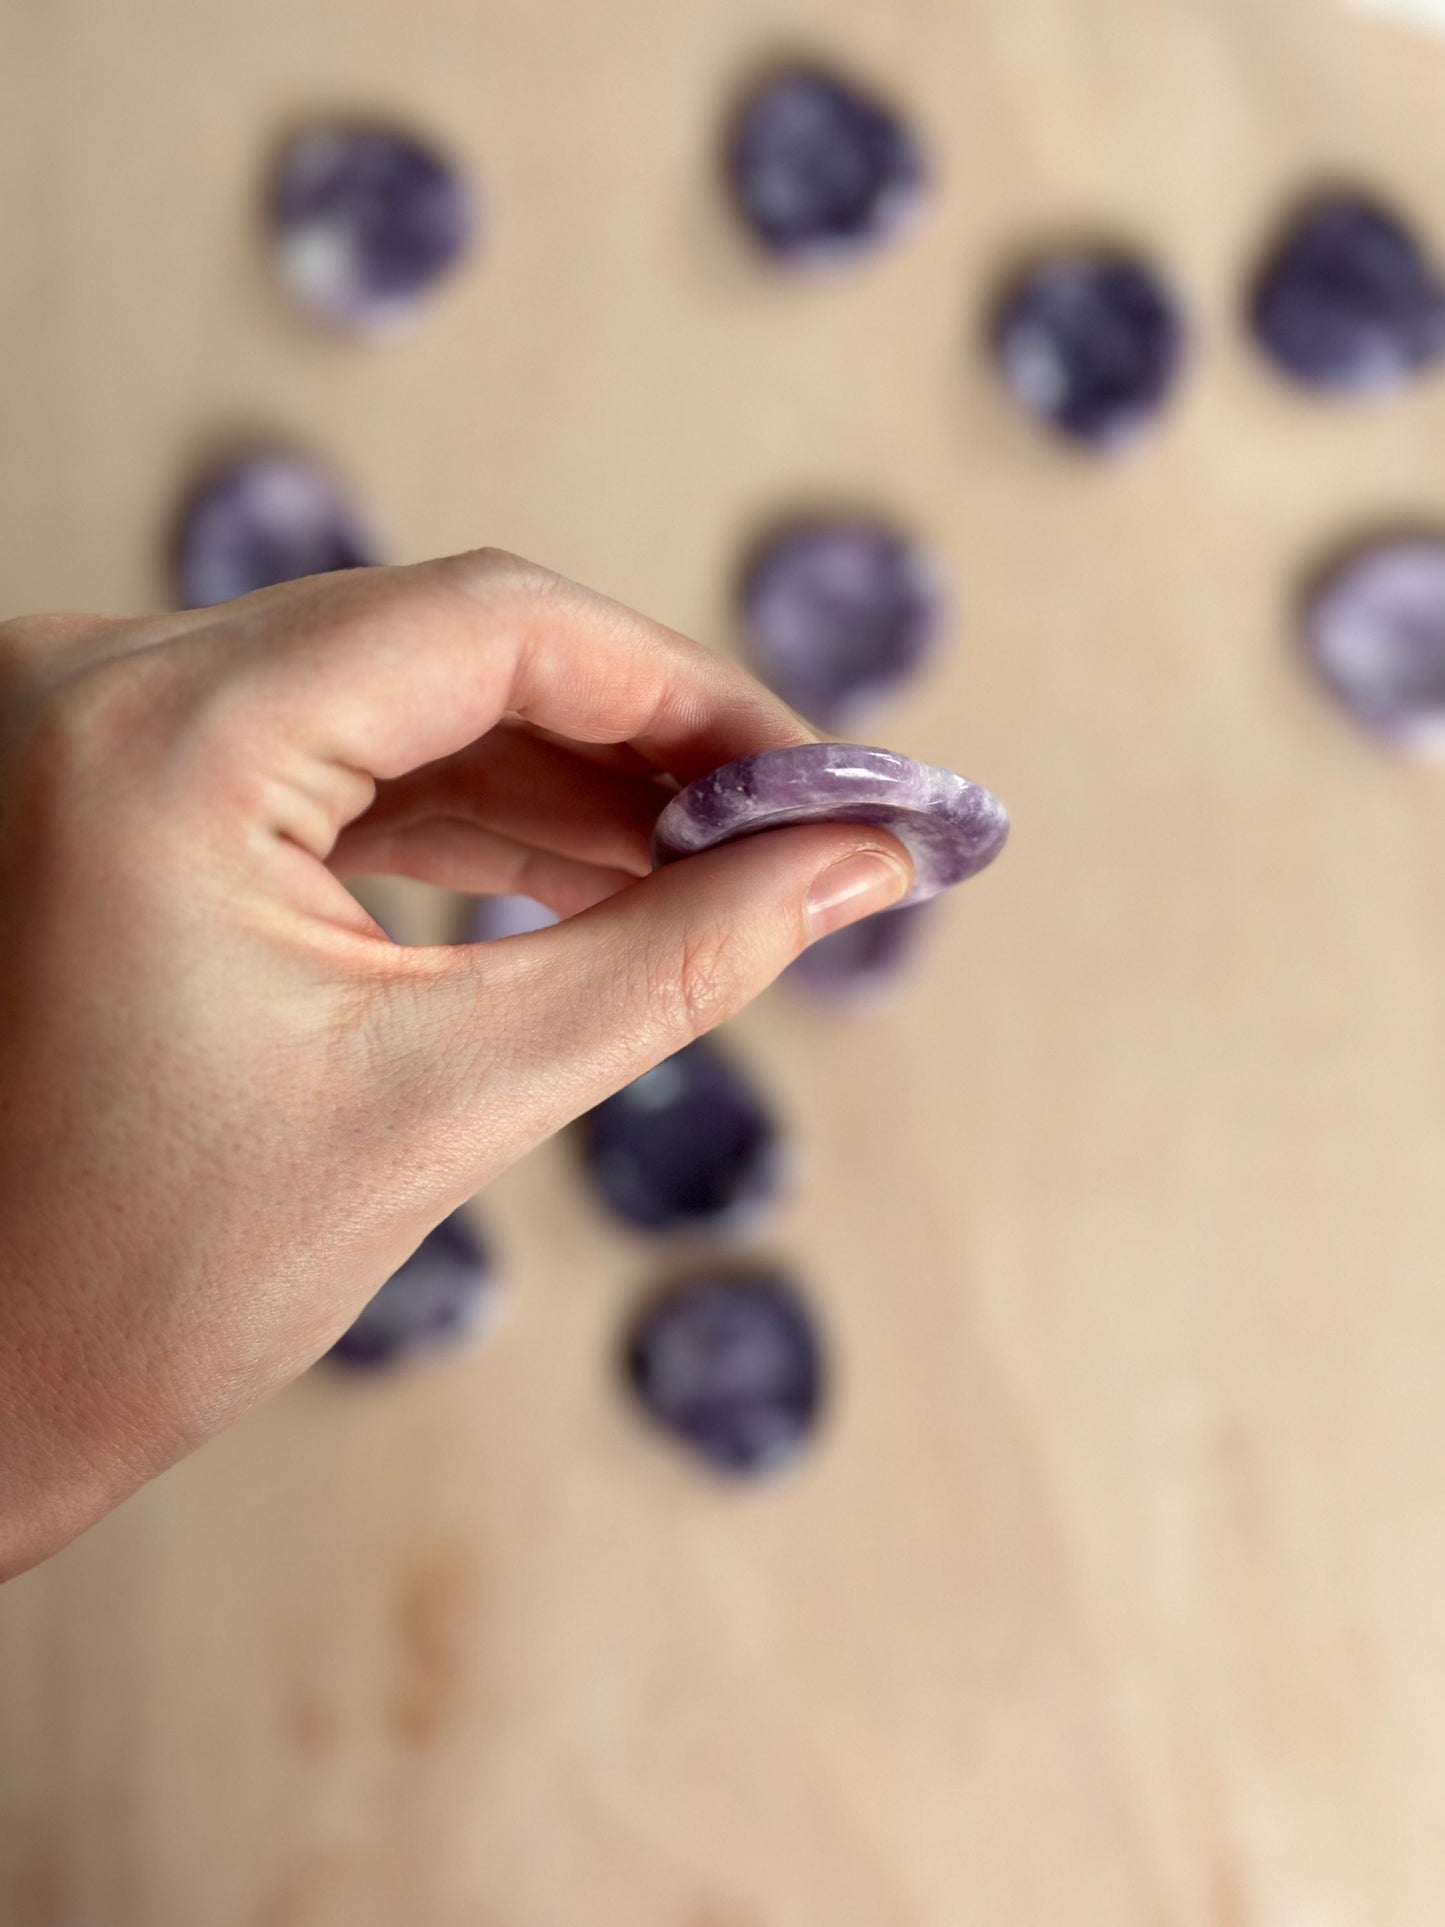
<box><xmin>419</xmin><ymin>821</ymin><xmax>913</xmax><ymax>1161</ymax></box>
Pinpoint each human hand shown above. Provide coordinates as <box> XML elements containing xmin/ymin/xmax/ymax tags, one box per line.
<box><xmin>0</xmin><ymin>550</ymin><xmax>912</xmax><ymax>1577</ymax></box>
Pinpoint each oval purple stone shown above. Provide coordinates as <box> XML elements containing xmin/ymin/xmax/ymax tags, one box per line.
<box><xmin>992</xmin><ymin>251</ymin><xmax>1188</xmax><ymax>450</ymax></box>
<box><xmin>173</xmin><ymin>450</ymin><xmax>380</xmax><ymax>609</ymax></box>
<box><xmin>327</xmin><ymin>1209</ymin><xmax>499</xmax><ymax>1371</ymax></box>
<box><xmin>1251</xmin><ymin>194</ymin><xmax>1445</xmax><ymax>394</ymax></box>
<box><xmin>270</xmin><ymin>122</ymin><xmax>476</xmax><ymax>335</ymax></box>
<box><xmin>1302</xmin><ymin>536</ymin><xmax>1445</xmax><ymax>751</ymax></box>
<box><xmin>740</xmin><ymin>519</ymin><xmax>945</xmax><ymax>728</ymax></box>
<box><xmin>624</xmin><ymin>1269</ymin><xmax>824</xmax><ymax>1477</ymax></box>
<box><xmin>728</xmin><ymin>66</ymin><xmax>927</xmax><ymax>266</ymax></box>
<box><xmin>652</xmin><ymin>743</ymin><xmax>1009</xmax><ymax>906</ymax></box>
<box><xmin>583</xmin><ymin>1040</ymin><xmax>784</xmax><ymax>1238</ymax></box>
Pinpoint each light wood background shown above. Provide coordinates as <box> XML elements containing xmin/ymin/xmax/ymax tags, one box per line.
<box><xmin>4</xmin><ymin>0</ymin><xmax>1445</xmax><ymax>1920</ymax></box>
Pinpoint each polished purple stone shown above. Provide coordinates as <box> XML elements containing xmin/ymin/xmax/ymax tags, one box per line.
<box><xmin>740</xmin><ymin>520</ymin><xmax>944</xmax><ymax>727</ymax></box>
<box><xmin>271</xmin><ymin>123</ymin><xmax>475</xmax><ymax>334</ymax></box>
<box><xmin>993</xmin><ymin>252</ymin><xmax>1188</xmax><ymax>449</ymax></box>
<box><xmin>327</xmin><ymin>1210</ymin><xmax>498</xmax><ymax>1371</ymax></box>
<box><xmin>1251</xmin><ymin>195</ymin><xmax>1445</xmax><ymax>393</ymax></box>
<box><xmin>173</xmin><ymin>451</ymin><xmax>380</xmax><ymax>609</ymax></box>
<box><xmin>624</xmin><ymin>1269</ymin><xmax>824</xmax><ymax>1477</ymax></box>
<box><xmin>464</xmin><ymin>894</ymin><xmax>560</xmax><ymax>942</ymax></box>
<box><xmin>728</xmin><ymin>67</ymin><xmax>927</xmax><ymax>266</ymax></box>
<box><xmin>785</xmin><ymin>900</ymin><xmax>934</xmax><ymax>1007</ymax></box>
<box><xmin>652</xmin><ymin>743</ymin><xmax>1008</xmax><ymax>906</ymax></box>
<box><xmin>583</xmin><ymin>1040</ymin><xmax>784</xmax><ymax>1237</ymax></box>
<box><xmin>1302</xmin><ymin>537</ymin><xmax>1445</xmax><ymax>751</ymax></box>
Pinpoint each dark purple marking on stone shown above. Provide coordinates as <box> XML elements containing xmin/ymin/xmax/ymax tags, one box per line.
<box><xmin>739</xmin><ymin>519</ymin><xmax>945</xmax><ymax>728</ymax></box>
<box><xmin>464</xmin><ymin>894</ymin><xmax>560</xmax><ymax>942</ymax></box>
<box><xmin>727</xmin><ymin>66</ymin><xmax>928</xmax><ymax>266</ymax></box>
<box><xmin>327</xmin><ymin>1210</ymin><xmax>498</xmax><ymax>1371</ymax></box>
<box><xmin>270</xmin><ymin>122</ymin><xmax>476</xmax><ymax>335</ymax></box>
<box><xmin>583</xmin><ymin>1040</ymin><xmax>784</xmax><ymax>1238</ymax></box>
<box><xmin>652</xmin><ymin>743</ymin><xmax>1008</xmax><ymax>906</ymax></box>
<box><xmin>785</xmin><ymin>900</ymin><xmax>934</xmax><ymax>1007</ymax></box>
<box><xmin>1250</xmin><ymin>194</ymin><xmax>1445</xmax><ymax>394</ymax></box>
<box><xmin>1301</xmin><ymin>536</ymin><xmax>1445</xmax><ymax>751</ymax></box>
<box><xmin>173</xmin><ymin>450</ymin><xmax>380</xmax><ymax>609</ymax></box>
<box><xmin>624</xmin><ymin>1268</ymin><xmax>824</xmax><ymax>1477</ymax></box>
<box><xmin>992</xmin><ymin>251</ymin><xmax>1188</xmax><ymax>450</ymax></box>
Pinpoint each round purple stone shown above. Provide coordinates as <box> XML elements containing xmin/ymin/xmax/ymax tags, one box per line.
<box><xmin>624</xmin><ymin>1269</ymin><xmax>824</xmax><ymax>1477</ymax></box>
<box><xmin>1251</xmin><ymin>194</ymin><xmax>1445</xmax><ymax>394</ymax></box>
<box><xmin>270</xmin><ymin>123</ymin><xmax>476</xmax><ymax>335</ymax></box>
<box><xmin>992</xmin><ymin>251</ymin><xmax>1188</xmax><ymax>450</ymax></box>
<box><xmin>785</xmin><ymin>900</ymin><xmax>934</xmax><ymax>1008</ymax></box>
<box><xmin>583</xmin><ymin>1040</ymin><xmax>784</xmax><ymax>1238</ymax></box>
<box><xmin>327</xmin><ymin>1210</ymin><xmax>499</xmax><ymax>1371</ymax></box>
<box><xmin>739</xmin><ymin>519</ymin><xmax>944</xmax><ymax>728</ymax></box>
<box><xmin>728</xmin><ymin>67</ymin><xmax>927</xmax><ymax>266</ymax></box>
<box><xmin>652</xmin><ymin>743</ymin><xmax>1008</xmax><ymax>906</ymax></box>
<box><xmin>1302</xmin><ymin>536</ymin><xmax>1445</xmax><ymax>751</ymax></box>
<box><xmin>173</xmin><ymin>450</ymin><xmax>380</xmax><ymax>609</ymax></box>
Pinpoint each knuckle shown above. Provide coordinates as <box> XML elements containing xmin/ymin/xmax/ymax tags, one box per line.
<box><xmin>28</xmin><ymin>651</ymin><xmax>168</xmax><ymax>764</ymax></box>
<box><xmin>652</xmin><ymin>922</ymin><xmax>747</xmax><ymax>1039</ymax></box>
<box><xmin>446</xmin><ymin>545</ymin><xmax>552</xmax><ymax>603</ymax></box>
<box><xmin>8</xmin><ymin>642</ymin><xmax>229</xmax><ymax>829</ymax></box>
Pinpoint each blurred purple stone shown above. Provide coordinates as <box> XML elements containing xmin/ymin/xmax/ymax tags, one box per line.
<box><xmin>173</xmin><ymin>451</ymin><xmax>380</xmax><ymax>609</ymax></box>
<box><xmin>1251</xmin><ymin>195</ymin><xmax>1445</xmax><ymax>394</ymax></box>
<box><xmin>464</xmin><ymin>894</ymin><xmax>560</xmax><ymax>942</ymax></box>
<box><xmin>271</xmin><ymin>123</ymin><xmax>476</xmax><ymax>335</ymax></box>
<box><xmin>728</xmin><ymin>67</ymin><xmax>927</xmax><ymax>266</ymax></box>
<box><xmin>624</xmin><ymin>1269</ymin><xmax>824</xmax><ymax>1477</ymax></box>
<box><xmin>653</xmin><ymin>743</ymin><xmax>1009</xmax><ymax>906</ymax></box>
<box><xmin>327</xmin><ymin>1209</ymin><xmax>499</xmax><ymax>1371</ymax></box>
<box><xmin>583</xmin><ymin>1040</ymin><xmax>784</xmax><ymax>1238</ymax></box>
<box><xmin>993</xmin><ymin>252</ymin><xmax>1188</xmax><ymax>450</ymax></box>
<box><xmin>1302</xmin><ymin>537</ymin><xmax>1445</xmax><ymax>751</ymax></box>
<box><xmin>787</xmin><ymin>900</ymin><xmax>934</xmax><ymax>1008</ymax></box>
<box><xmin>740</xmin><ymin>520</ymin><xmax>944</xmax><ymax>728</ymax></box>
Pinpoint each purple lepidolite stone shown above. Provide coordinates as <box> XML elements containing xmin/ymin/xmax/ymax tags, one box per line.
<box><xmin>1302</xmin><ymin>536</ymin><xmax>1445</xmax><ymax>750</ymax></box>
<box><xmin>728</xmin><ymin>66</ymin><xmax>927</xmax><ymax>267</ymax></box>
<box><xmin>624</xmin><ymin>1269</ymin><xmax>824</xmax><ymax>1477</ymax></box>
<box><xmin>1251</xmin><ymin>194</ymin><xmax>1445</xmax><ymax>394</ymax></box>
<box><xmin>992</xmin><ymin>251</ymin><xmax>1188</xmax><ymax>450</ymax></box>
<box><xmin>327</xmin><ymin>1209</ymin><xmax>499</xmax><ymax>1371</ymax></box>
<box><xmin>740</xmin><ymin>519</ymin><xmax>944</xmax><ymax>727</ymax></box>
<box><xmin>270</xmin><ymin>122</ymin><xmax>476</xmax><ymax>335</ymax></box>
<box><xmin>173</xmin><ymin>450</ymin><xmax>379</xmax><ymax>608</ymax></box>
<box><xmin>583</xmin><ymin>1040</ymin><xmax>784</xmax><ymax>1237</ymax></box>
<box><xmin>652</xmin><ymin>743</ymin><xmax>1008</xmax><ymax>906</ymax></box>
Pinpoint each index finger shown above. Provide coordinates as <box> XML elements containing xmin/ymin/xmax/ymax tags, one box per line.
<box><xmin>213</xmin><ymin>548</ymin><xmax>819</xmax><ymax>786</ymax></box>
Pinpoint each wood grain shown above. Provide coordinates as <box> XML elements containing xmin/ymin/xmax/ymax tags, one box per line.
<box><xmin>3</xmin><ymin>0</ymin><xmax>1445</xmax><ymax>1920</ymax></box>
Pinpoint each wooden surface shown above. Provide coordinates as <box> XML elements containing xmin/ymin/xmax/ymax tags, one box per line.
<box><xmin>4</xmin><ymin>0</ymin><xmax>1445</xmax><ymax>1920</ymax></box>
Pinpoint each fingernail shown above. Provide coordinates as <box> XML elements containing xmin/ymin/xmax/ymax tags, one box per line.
<box><xmin>805</xmin><ymin>850</ymin><xmax>911</xmax><ymax>939</ymax></box>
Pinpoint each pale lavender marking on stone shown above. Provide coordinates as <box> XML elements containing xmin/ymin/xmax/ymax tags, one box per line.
<box><xmin>1303</xmin><ymin>537</ymin><xmax>1445</xmax><ymax>751</ymax></box>
<box><xmin>652</xmin><ymin>743</ymin><xmax>1008</xmax><ymax>906</ymax></box>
